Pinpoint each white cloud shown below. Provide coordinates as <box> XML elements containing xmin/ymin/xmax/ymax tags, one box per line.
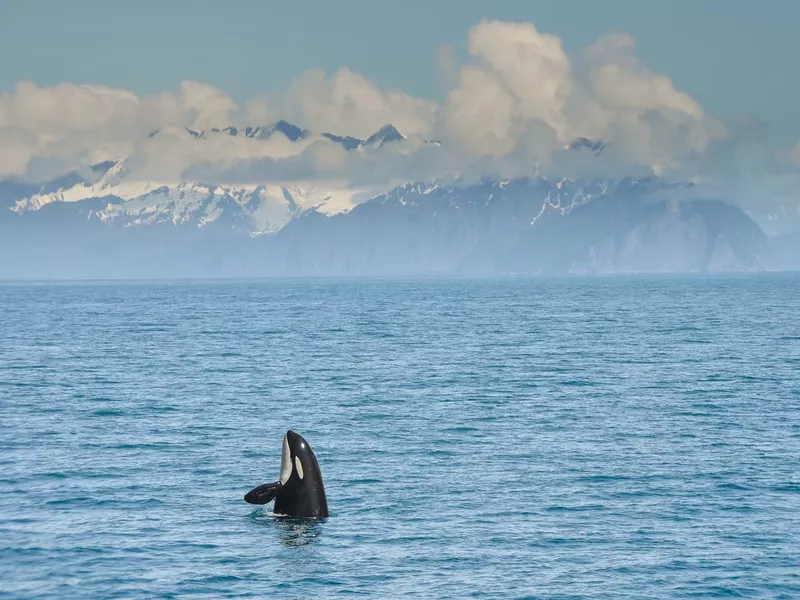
<box><xmin>0</xmin><ymin>82</ymin><xmax>140</xmax><ymax>177</ymax></box>
<box><xmin>0</xmin><ymin>81</ymin><xmax>139</xmax><ymax>137</ymax></box>
<box><xmin>584</xmin><ymin>34</ymin><xmax>703</xmax><ymax>118</ymax></box>
<box><xmin>0</xmin><ymin>80</ymin><xmax>241</xmax><ymax>178</ymax></box>
<box><xmin>441</xmin><ymin>20</ymin><xmax>570</xmax><ymax>159</ymax></box>
<box><xmin>0</xmin><ymin>19</ymin><xmax>740</xmax><ymax>185</ymax></box>
<box><xmin>0</xmin><ymin>127</ymin><xmax>37</xmax><ymax>177</ymax></box>
<box><xmin>125</xmin><ymin>125</ymin><xmax>328</xmax><ymax>182</ymax></box>
<box><xmin>243</xmin><ymin>67</ymin><xmax>438</xmax><ymax>138</ymax></box>
<box><xmin>437</xmin><ymin>22</ymin><xmax>723</xmax><ymax>172</ymax></box>
<box><xmin>466</xmin><ymin>20</ymin><xmax>572</xmax><ymax>132</ymax></box>
<box><xmin>176</xmin><ymin>81</ymin><xmax>237</xmax><ymax>130</ymax></box>
<box><xmin>442</xmin><ymin>65</ymin><xmax>520</xmax><ymax>156</ymax></box>
<box><xmin>0</xmin><ymin>69</ymin><xmax>440</xmax><ymax>180</ymax></box>
<box><xmin>570</xmin><ymin>34</ymin><xmax>724</xmax><ymax>168</ymax></box>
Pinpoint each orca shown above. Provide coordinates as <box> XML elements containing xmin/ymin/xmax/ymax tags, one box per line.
<box><xmin>244</xmin><ymin>430</ymin><xmax>329</xmax><ymax>519</ymax></box>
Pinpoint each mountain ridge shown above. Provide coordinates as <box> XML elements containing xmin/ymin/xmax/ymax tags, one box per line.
<box><xmin>0</xmin><ymin>122</ymin><xmax>783</xmax><ymax>277</ymax></box>
<box><xmin>151</xmin><ymin>120</ymin><xmax>408</xmax><ymax>152</ymax></box>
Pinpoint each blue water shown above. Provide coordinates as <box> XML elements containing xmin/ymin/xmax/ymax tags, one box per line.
<box><xmin>1</xmin><ymin>277</ymin><xmax>799</xmax><ymax>598</ymax></box>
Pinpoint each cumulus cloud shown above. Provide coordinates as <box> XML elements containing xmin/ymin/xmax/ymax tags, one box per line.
<box><xmin>436</xmin><ymin>21</ymin><xmax>723</xmax><ymax>173</ymax></box>
<box><xmin>125</xmin><ymin>127</ymin><xmax>311</xmax><ymax>181</ymax></box>
<box><xmin>0</xmin><ymin>69</ymin><xmax>439</xmax><ymax>180</ymax></box>
<box><xmin>0</xmin><ymin>80</ymin><xmax>241</xmax><ymax>179</ymax></box>
<box><xmin>570</xmin><ymin>34</ymin><xmax>724</xmax><ymax>168</ymax></box>
<box><xmin>440</xmin><ymin>20</ymin><xmax>570</xmax><ymax>159</ymax></box>
<box><xmin>0</xmin><ymin>127</ymin><xmax>38</xmax><ymax>177</ymax></box>
<box><xmin>176</xmin><ymin>81</ymin><xmax>237</xmax><ymax>130</ymax></box>
<box><xmin>583</xmin><ymin>35</ymin><xmax>703</xmax><ymax>117</ymax></box>
<box><xmin>0</xmin><ymin>82</ymin><xmax>138</xmax><ymax>177</ymax></box>
<box><xmin>0</xmin><ymin>19</ymin><xmax>741</xmax><ymax>187</ymax></box>
<box><xmin>187</xmin><ymin>136</ymin><xmax>463</xmax><ymax>189</ymax></box>
<box><xmin>243</xmin><ymin>67</ymin><xmax>438</xmax><ymax>138</ymax></box>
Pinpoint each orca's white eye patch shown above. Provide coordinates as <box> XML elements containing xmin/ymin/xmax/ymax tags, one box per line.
<box><xmin>294</xmin><ymin>456</ymin><xmax>304</xmax><ymax>480</ymax></box>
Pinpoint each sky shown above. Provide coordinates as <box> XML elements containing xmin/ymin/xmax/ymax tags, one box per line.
<box><xmin>1</xmin><ymin>0</ymin><xmax>797</xmax><ymax>140</ymax></box>
<box><xmin>1</xmin><ymin>0</ymin><xmax>799</xmax><ymax>221</ymax></box>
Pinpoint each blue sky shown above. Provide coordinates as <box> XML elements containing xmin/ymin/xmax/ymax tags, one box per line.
<box><xmin>0</xmin><ymin>0</ymin><xmax>797</xmax><ymax>142</ymax></box>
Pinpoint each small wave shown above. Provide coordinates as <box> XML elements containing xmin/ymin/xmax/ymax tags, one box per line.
<box><xmin>36</xmin><ymin>471</ymin><xmax>68</xmax><ymax>479</ymax></box>
<box><xmin>717</xmin><ymin>482</ymin><xmax>751</xmax><ymax>491</ymax></box>
<box><xmin>771</xmin><ymin>483</ymin><xmax>800</xmax><ymax>493</ymax></box>
<box><xmin>90</xmin><ymin>409</ymin><xmax>124</xmax><ymax>417</ymax></box>
<box><xmin>44</xmin><ymin>496</ymin><xmax>93</xmax><ymax>506</ymax></box>
<box><xmin>545</xmin><ymin>504</ymin><xmax>605</xmax><ymax>512</ymax></box>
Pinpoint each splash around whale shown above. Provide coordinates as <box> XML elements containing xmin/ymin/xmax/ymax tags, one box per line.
<box><xmin>244</xmin><ymin>430</ymin><xmax>329</xmax><ymax>519</ymax></box>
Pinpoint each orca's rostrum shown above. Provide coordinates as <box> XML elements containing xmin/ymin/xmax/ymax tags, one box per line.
<box><xmin>244</xmin><ymin>430</ymin><xmax>328</xmax><ymax>519</ymax></box>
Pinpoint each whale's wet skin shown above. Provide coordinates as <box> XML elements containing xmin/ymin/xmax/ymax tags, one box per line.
<box><xmin>1</xmin><ymin>277</ymin><xmax>799</xmax><ymax>598</ymax></box>
<box><xmin>244</xmin><ymin>430</ymin><xmax>328</xmax><ymax>519</ymax></box>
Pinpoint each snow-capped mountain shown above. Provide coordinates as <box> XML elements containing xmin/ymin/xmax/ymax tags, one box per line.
<box><xmin>183</xmin><ymin>120</ymin><xmax>310</xmax><ymax>141</ymax></box>
<box><xmin>6</xmin><ymin>121</ymin><xmax>417</xmax><ymax>236</ymax></box>
<box><xmin>161</xmin><ymin>120</ymin><xmax>405</xmax><ymax>151</ymax></box>
<box><xmin>361</xmin><ymin>124</ymin><xmax>406</xmax><ymax>148</ymax></box>
<box><xmin>259</xmin><ymin>176</ymin><xmax>769</xmax><ymax>276</ymax></box>
<box><xmin>320</xmin><ymin>124</ymin><xmax>407</xmax><ymax>151</ymax></box>
<box><xmin>7</xmin><ymin>122</ymin><xmax>412</xmax><ymax>235</ymax></box>
<box><xmin>10</xmin><ymin>157</ymin><xmax>360</xmax><ymax>235</ymax></box>
<box><xmin>0</xmin><ymin>120</ymin><xmax>782</xmax><ymax>278</ymax></box>
<box><xmin>154</xmin><ymin>120</ymin><xmax>311</xmax><ymax>142</ymax></box>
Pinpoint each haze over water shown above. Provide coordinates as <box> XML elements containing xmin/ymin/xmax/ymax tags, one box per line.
<box><xmin>1</xmin><ymin>276</ymin><xmax>799</xmax><ymax>598</ymax></box>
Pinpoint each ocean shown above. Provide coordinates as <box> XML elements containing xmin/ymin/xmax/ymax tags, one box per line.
<box><xmin>1</xmin><ymin>276</ymin><xmax>798</xmax><ymax>598</ymax></box>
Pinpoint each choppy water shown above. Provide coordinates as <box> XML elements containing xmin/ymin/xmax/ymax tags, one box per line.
<box><xmin>1</xmin><ymin>277</ymin><xmax>799</xmax><ymax>599</ymax></box>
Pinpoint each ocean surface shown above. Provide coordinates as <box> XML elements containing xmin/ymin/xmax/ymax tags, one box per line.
<box><xmin>1</xmin><ymin>276</ymin><xmax>799</xmax><ymax>599</ymax></box>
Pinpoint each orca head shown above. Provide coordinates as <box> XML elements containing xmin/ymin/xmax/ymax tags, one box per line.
<box><xmin>281</xmin><ymin>430</ymin><xmax>316</xmax><ymax>485</ymax></box>
<box><xmin>272</xmin><ymin>429</ymin><xmax>329</xmax><ymax>518</ymax></box>
<box><xmin>246</xmin><ymin>430</ymin><xmax>326</xmax><ymax>509</ymax></box>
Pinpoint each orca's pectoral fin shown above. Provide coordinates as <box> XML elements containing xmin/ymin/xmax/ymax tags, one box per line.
<box><xmin>244</xmin><ymin>482</ymin><xmax>282</xmax><ymax>505</ymax></box>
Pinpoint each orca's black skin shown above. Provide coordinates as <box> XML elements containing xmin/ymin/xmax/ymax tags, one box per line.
<box><xmin>244</xmin><ymin>430</ymin><xmax>329</xmax><ymax>519</ymax></box>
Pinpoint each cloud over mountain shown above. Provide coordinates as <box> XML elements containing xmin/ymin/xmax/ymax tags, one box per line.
<box><xmin>0</xmin><ymin>16</ymin><xmax>797</xmax><ymax>210</ymax></box>
<box><xmin>243</xmin><ymin>67</ymin><xmax>438</xmax><ymax>140</ymax></box>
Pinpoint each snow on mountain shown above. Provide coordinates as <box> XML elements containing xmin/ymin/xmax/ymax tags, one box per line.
<box><xmin>93</xmin><ymin>182</ymin><xmax>302</xmax><ymax>234</ymax></box>
<box><xmin>152</xmin><ymin>120</ymin><xmax>311</xmax><ymax>142</ymax></box>
<box><xmin>363</xmin><ymin>176</ymin><xmax>617</xmax><ymax>228</ymax></box>
<box><xmin>208</xmin><ymin>120</ymin><xmax>310</xmax><ymax>141</ymax></box>
<box><xmin>9</xmin><ymin>152</ymin><xmax>372</xmax><ymax>235</ymax></box>
<box><xmin>1</xmin><ymin>117</ymin><xmax>779</xmax><ymax>278</ymax></box>
<box><xmin>362</xmin><ymin>124</ymin><xmax>406</xmax><ymax>148</ymax></box>
<box><xmin>7</xmin><ymin>121</ymin><xmax>412</xmax><ymax>234</ymax></box>
<box><xmin>319</xmin><ymin>124</ymin><xmax>406</xmax><ymax>151</ymax></box>
<box><xmin>0</xmin><ymin>159</ymin><xmax>774</xmax><ymax>278</ymax></box>
<box><xmin>13</xmin><ymin>168</ymin><xmax>366</xmax><ymax>235</ymax></box>
<box><xmin>12</xmin><ymin>160</ymin><xmax>144</xmax><ymax>211</ymax></box>
<box><xmin>0</xmin><ymin>126</ymin><xmax>681</xmax><ymax>240</ymax></box>
<box><xmin>263</xmin><ymin>176</ymin><xmax>769</xmax><ymax>276</ymax></box>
